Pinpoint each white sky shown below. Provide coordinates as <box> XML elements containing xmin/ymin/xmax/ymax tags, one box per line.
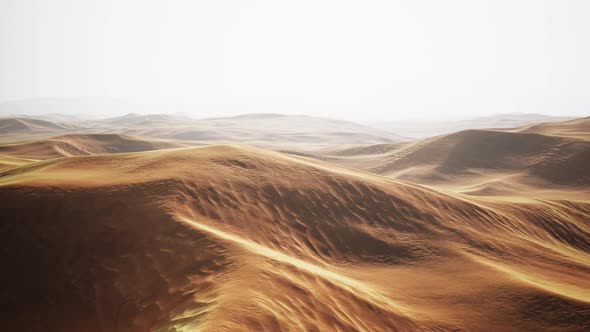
<box><xmin>1</xmin><ymin>0</ymin><xmax>589</xmax><ymax>121</ymax></box>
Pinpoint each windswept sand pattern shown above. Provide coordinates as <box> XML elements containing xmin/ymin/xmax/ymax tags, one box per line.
<box><xmin>1</xmin><ymin>145</ymin><xmax>590</xmax><ymax>331</ymax></box>
<box><xmin>317</xmin><ymin>117</ymin><xmax>590</xmax><ymax>200</ymax></box>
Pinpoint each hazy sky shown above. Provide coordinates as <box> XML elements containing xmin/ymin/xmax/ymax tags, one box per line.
<box><xmin>1</xmin><ymin>0</ymin><xmax>589</xmax><ymax>121</ymax></box>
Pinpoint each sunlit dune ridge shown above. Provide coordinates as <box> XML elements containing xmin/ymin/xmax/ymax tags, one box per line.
<box><xmin>1</xmin><ymin>145</ymin><xmax>590</xmax><ymax>331</ymax></box>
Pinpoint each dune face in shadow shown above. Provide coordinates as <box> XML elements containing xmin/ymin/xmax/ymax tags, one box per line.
<box><xmin>1</xmin><ymin>145</ymin><xmax>590</xmax><ymax>331</ymax></box>
<box><xmin>382</xmin><ymin>130</ymin><xmax>590</xmax><ymax>185</ymax></box>
<box><xmin>320</xmin><ymin>117</ymin><xmax>590</xmax><ymax>199</ymax></box>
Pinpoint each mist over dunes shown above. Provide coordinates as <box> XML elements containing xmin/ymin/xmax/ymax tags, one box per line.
<box><xmin>0</xmin><ymin>117</ymin><xmax>78</xmax><ymax>135</ymax></box>
<box><xmin>0</xmin><ymin>134</ymin><xmax>188</xmax><ymax>162</ymax></box>
<box><xmin>2</xmin><ymin>0</ymin><xmax>589</xmax><ymax>329</ymax></box>
<box><xmin>319</xmin><ymin>117</ymin><xmax>590</xmax><ymax>199</ymax></box>
<box><xmin>514</xmin><ymin>117</ymin><xmax>590</xmax><ymax>141</ymax></box>
<box><xmin>373</xmin><ymin>113</ymin><xmax>575</xmax><ymax>138</ymax></box>
<box><xmin>1</xmin><ymin>111</ymin><xmax>403</xmax><ymax>148</ymax></box>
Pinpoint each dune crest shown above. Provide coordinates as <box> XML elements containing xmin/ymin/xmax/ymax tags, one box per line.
<box><xmin>319</xmin><ymin>117</ymin><xmax>590</xmax><ymax>199</ymax></box>
<box><xmin>0</xmin><ymin>117</ymin><xmax>76</xmax><ymax>135</ymax></box>
<box><xmin>1</xmin><ymin>145</ymin><xmax>590</xmax><ymax>331</ymax></box>
<box><xmin>0</xmin><ymin>134</ymin><xmax>187</xmax><ymax>161</ymax></box>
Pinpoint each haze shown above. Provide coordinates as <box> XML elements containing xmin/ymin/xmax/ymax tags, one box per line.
<box><xmin>2</xmin><ymin>2</ymin><xmax>590</xmax><ymax>330</ymax></box>
<box><xmin>1</xmin><ymin>0</ymin><xmax>589</xmax><ymax>121</ymax></box>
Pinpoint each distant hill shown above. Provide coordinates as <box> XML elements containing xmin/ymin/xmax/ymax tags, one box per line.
<box><xmin>374</xmin><ymin>113</ymin><xmax>576</xmax><ymax>138</ymax></box>
<box><xmin>84</xmin><ymin>113</ymin><xmax>188</xmax><ymax>127</ymax></box>
<box><xmin>82</xmin><ymin>113</ymin><xmax>405</xmax><ymax>147</ymax></box>
<box><xmin>13</xmin><ymin>113</ymin><xmax>87</xmax><ymax>123</ymax></box>
<box><xmin>0</xmin><ymin>98</ymin><xmax>197</xmax><ymax>119</ymax></box>
<box><xmin>319</xmin><ymin>116</ymin><xmax>590</xmax><ymax>196</ymax></box>
<box><xmin>511</xmin><ymin>116</ymin><xmax>590</xmax><ymax>140</ymax></box>
<box><xmin>0</xmin><ymin>134</ymin><xmax>187</xmax><ymax>160</ymax></box>
<box><xmin>377</xmin><ymin>130</ymin><xmax>589</xmax><ymax>185</ymax></box>
<box><xmin>0</xmin><ymin>117</ymin><xmax>77</xmax><ymax>135</ymax></box>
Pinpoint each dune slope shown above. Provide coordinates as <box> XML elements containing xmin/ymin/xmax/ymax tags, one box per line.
<box><xmin>319</xmin><ymin>119</ymin><xmax>590</xmax><ymax>198</ymax></box>
<box><xmin>0</xmin><ymin>117</ymin><xmax>76</xmax><ymax>135</ymax></box>
<box><xmin>0</xmin><ymin>134</ymin><xmax>186</xmax><ymax>161</ymax></box>
<box><xmin>515</xmin><ymin>117</ymin><xmax>590</xmax><ymax>141</ymax></box>
<box><xmin>379</xmin><ymin>130</ymin><xmax>590</xmax><ymax>185</ymax></box>
<box><xmin>1</xmin><ymin>145</ymin><xmax>590</xmax><ymax>331</ymax></box>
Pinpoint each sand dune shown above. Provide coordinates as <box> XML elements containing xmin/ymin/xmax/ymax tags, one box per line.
<box><xmin>1</xmin><ymin>145</ymin><xmax>590</xmax><ymax>331</ymax></box>
<box><xmin>514</xmin><ymin>116</ymin><xmax>590</xmax><ymax>141</ymax></box>
<box><xmin>2</xmin><ymin>111</ymin><xmax>404</xmax><ymax>148</ymax></box>
<box><xmin>86</xmin><ymin>113</ymin><xmax>187</xmax><ymax>127</ymax></box>
<box><xmin>373</xmin><ymin>113</ymin><xmax>575</xmax><ymax>138</ymax></box>
<box><xmin>0</xmin><ymin>117</ymin><xmax>77</xmax><ymax>135</ymax></box>
<box><xmin>0</xmin><ymin>134</ymin><xmax>187</xmax><ymax>161</ymax></box>
<box><xmin>0</xmin><ymin>155</ymin><xmax>35</xmax><ymax>171</ymax></box>
<box><xmin>319</xmin><ymin>117</ymin><xmax>590</xmax><ymax>198</ymax></box>
<box><xmin>380</xmin><ymin>130</ymin><xmax>589</xmax><ymax>185</ymax></box>
<box><xmin>166</xmin><ymin>113</ymin><xmax>403</xmax><ymax>147</ymax></box>
<box><xmin>72</xmin><ymin>113</ymin><xmax>407</xmax><ymax>147</ymax></box>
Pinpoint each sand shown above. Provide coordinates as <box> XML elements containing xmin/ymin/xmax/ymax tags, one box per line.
<box><xmin>1</xmin><ymin>144</ymin><xmax>590</xmax><ymax>331</ymax></box>
<box><xmin>317</xmin><ymin>117</ymin><xmax>590</xmax><ymax>200</ymax></box>
<box><xmin>0</xmin><ymin>117</ymin><xmax>77</xmax><ymax>135</ymax></box>
<box><xmin>0</xmin><ymin>134</ymin><xmax>189</xmax><ymax>161</ymax></box>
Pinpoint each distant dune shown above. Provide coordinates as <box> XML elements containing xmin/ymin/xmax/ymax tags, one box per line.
<box><xmin>374</xmin><ymin>113</ymin><xmax>575</xmax><ymax>138</ymax></box>
<box><xmin>0</xmin><ymin>134</ymin><xmax>186</xmax><ymax>161</ymax></box>
<box><xmin>513</xmin><ymin>116</ymin><xmax>590</xmax><ymax>140</ymax></box>
<box><xmin>0</xmin><ymin>117</ymin><xmax>76</xmax><ymax>135</ymax></box>
<box><xmin>0</xmin><ymin>112</ymin><xmax>407</xmax><ymax>147</ymax></box>
<box><xmin>86</xmin><ymin>113</ymin><xmax>187</xmax><ymax>127</ymax></box>
<box><xmin>0</xmin><ymin>97</ymin><xmax>196</xmax><ymax>120</ymax></box>
<box><xmin>82</xmin><ymin>113</ymin><xmax>405</xmax><ymax>147</ymax></box>
<box><xmin>377</xmin><ymin>130</ymin><xmax>589</xmax><ymax>184</ymax></box>
<box><xmin>1</xmin><ymin>145</ymin><xmax>590</xmax><ymax>331</ymax></box>
<box><xmin>318</xmin><ymin>117</ymin><xmax>590</xmax><ymax>198</ymax></box>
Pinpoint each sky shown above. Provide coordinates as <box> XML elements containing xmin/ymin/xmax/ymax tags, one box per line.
<box><xmin>1</xmin><ymin>0</ymin><xmax>589</xmax><ymax>121</ymax></box>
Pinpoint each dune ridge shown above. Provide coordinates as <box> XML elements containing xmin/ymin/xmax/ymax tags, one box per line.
<box><xmin>0</xmin><ymin>134</ymin><xmax>187</xmax><ymax>162</ymax></box>
<box><xmin>1</xmin><ymin>145</ymin><xmax>589</xmax><ymax>331</ymax></box>
<box><xmin>514</xmin><ymin>117</ymin><xmax>590</xmax><ymax>141</ymax></box>
<box><xmin>318</xmin><ymin>117</ymin><xmax>590</xmax><ymax>199</ymax></box>
<box><xmin>0</xmin><ymin>112</ymin><xmax>405</xmax><ymax>148</ymax></box>
<box><xmin>0</xmin><ymin>117</ymin><xmax>76</xmax><ymax>135</ymax></box>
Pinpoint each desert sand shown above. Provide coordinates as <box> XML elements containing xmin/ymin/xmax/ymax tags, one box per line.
<box><xmin>0</xmin><ymin>112</ymin><xmax>404</xmax><ymax>150</ymax></box>
<box><xmin>319</xmin><ymin>117</ymin><xmax>590</xmax><ymax>200</ymax></box>
<box><xmin>0</xmin><ymin>117</ymin><xmax>78</xmax><ymax>136</ymax></box>
<box><xmin>0</xmin><ymin>134</ymin><xmax>189</xmax><ymax>162</ymax></box>
<box><xmin>0</xmin><ymin>140</ymin><xmax>589</xmax><ymax>331</ymax></box>
<box><xmin>0</xmin><ymin>116</ymin><xmax>589</xmax><ymax>331</ymax></box>
<box><xmin>372</xmin><ymin>113</ymin><xmax>574</xmax><ymax>138</ymax></box>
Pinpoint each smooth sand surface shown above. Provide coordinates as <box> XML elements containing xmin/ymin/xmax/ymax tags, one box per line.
<box><xmin>318</xmin><ymin>117</ymin><xmax>590</xmax><ymax>200</ymax></box>
<box><xmin>0</xmin><ymin>134</ymin><xmax>189</xmax><ymax>161</ymax></box>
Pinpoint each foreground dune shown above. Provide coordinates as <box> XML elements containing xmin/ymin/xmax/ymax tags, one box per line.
<box><xmin>1</xmin><ymin>145</ymin><xmax>589</xmax><ymax>331</ymax></box>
